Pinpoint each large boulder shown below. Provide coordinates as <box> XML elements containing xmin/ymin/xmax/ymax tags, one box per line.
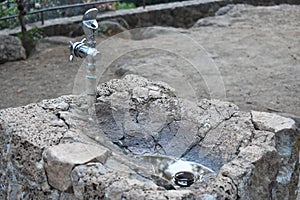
<box><xmin>0</xmin><ymin>35</ymin><xmax>26</xmax><ymax>63</ymax></box>
<box><xmin>98</xmin><ymin>19</ymin><xmax>129</xmax><ymax>37</ymax></box>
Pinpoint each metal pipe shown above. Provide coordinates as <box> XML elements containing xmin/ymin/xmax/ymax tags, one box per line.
<box><xmin>69</xmin><ymin>8</ymin><xmax>99</xmax><ymax>117</ymax></box>
<box><xmin>82</xmin><ymin>8</ymin><xmax>98</xmax><ymax>113</ymax></box>
<box><xmin>40</xmin><ymin>11</ymin><xmax>44</xmax><ymax>25</ymax></box>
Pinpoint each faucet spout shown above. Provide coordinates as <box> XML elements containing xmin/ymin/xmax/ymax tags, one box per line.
<box><xmin>83</xmin><ymin>8</ymin><xmax>98</xmax><ymax>48</ymax></box>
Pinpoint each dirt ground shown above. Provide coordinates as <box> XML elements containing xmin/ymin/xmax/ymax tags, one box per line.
<box><xmin>0</xmin><ymin>4</ymin><xmax>299</xmax><ymax>119</ymax></box>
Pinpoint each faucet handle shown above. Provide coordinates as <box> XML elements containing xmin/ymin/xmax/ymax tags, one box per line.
<box><xmin>69</xmin><ymin>38</ymin><xmax>87</xmax><ymax>61</ymax></box>
<box><xmin>69</xmin><ymin>54</ymin><xmax>74</xmax><ymax>62</ymax></box>
<box><xmin>79</xmin><ymin>38</ymin><xmax>87</xmax><ymax>44</ymax></box>
<box><xmin>69</xmin><ymin>41</ymin><xmax>75</xmax><ymax>61</ymax></box>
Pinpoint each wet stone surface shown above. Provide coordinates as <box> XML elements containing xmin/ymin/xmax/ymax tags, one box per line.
<box><xmin>0</xmin><ymin>75</ymin><xmax>298</xmax><ymax>199</ymax></box>
<box><xmin>95</xmin><ymin>75</ymin><xmax>251</xmax><ymax>172</ymax></box>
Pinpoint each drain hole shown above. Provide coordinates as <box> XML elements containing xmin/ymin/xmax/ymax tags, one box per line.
<box><xmin>173</xmin><ymin>171</ymin><xmax>195</xmax><ymax>187</ymax></box>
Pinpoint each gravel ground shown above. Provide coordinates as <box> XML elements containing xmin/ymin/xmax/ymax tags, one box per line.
<box><xmin>0</xmin><ymin>4</ymin><xmax>299</xmax><ymax>118</ymax></box>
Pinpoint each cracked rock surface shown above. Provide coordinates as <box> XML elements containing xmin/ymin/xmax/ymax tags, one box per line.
<box><xmin>0</xmin><ymin>75</ymin><xmax>299</xmax><ymax>199</ymax></box>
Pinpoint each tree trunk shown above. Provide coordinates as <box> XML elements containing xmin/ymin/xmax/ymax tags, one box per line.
<box><xmin>16</xmin><ymin>0</ymin><xmax>27</xmax><ymax>40</ymax></box>
<box><xmin>16</xmin><ymin>0</ymin><xmax>32</xmax><ymax>55</ymax></box>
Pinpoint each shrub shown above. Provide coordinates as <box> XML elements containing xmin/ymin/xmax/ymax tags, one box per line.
<box><xmin>116</xmin><ymin>2</ymin><xmax>136</xmax><ymax>10</ymax></box>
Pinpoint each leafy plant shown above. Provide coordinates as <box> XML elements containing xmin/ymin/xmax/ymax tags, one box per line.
<box><xmin>0</xmin><ymin>1</ymin><xmax>19</xmax><ymax>29</ymax></box>
<box><xmin>0</xmin><ymin>0</ymin><xmax>63</xmax><ymax>29</ymax></box>
<box><xmin>116</xmin><ymin>2</ymin><xmax>136</xmax><ymax>10</ymax></box>
<box><xmin>17</xmin><ymin>26</ymin><xmax>44</xmax><ymax>42</ymax></box>
<box><xmin>16</xmin><ymin>26</ymin><xmax>44</xmax><ymax>55</ymax></box>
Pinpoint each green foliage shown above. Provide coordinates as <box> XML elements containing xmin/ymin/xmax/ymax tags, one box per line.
<box><xmin>0</xmin><ymin>0</ymin><xmax>59</xmax><ymax>29</ymax></box>
<box><xmin>0</xmin><ymin>1</ymin><xmax>19</xmax><ymax>29</ymax></box>
<box><xmin>27</xmin><ymin>26</ymin><xmax>44</xmax><ymax>41</ymax></box>
<box><xmin>98</xmin><ymin>24</ymin><xmax>108</xmax><ymax>34</ymax></box>
<box><xmin>0</xmin><ymin>0</ymin><xmax>185</xmax><ymax>29</ymax></box>
<box><xmin>116</xmin><ymin>2</ymin><xmax>136</xmax><ymax>10</ymax></box>
<box><xmin>17</xmin><ymin>26</ymin><xmax>44</xmax><ymax>42</ymax></box>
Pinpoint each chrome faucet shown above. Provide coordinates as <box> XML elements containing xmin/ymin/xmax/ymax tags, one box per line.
<box><xmin>69</xmin><ymin>8</ymin><xmax>99</xmax><ymax>116</ymax></box>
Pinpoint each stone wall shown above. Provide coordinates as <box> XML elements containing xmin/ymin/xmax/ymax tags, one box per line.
<box><xmin>3</xmin><ymin>0</ymin><xmax>300</xmax><ymax>37</ymax></box>
<box><xmin>233</xmin><ymin>0</ymin><xmax>300</xmax><ymax>5</ymax></box>
<box><xmin>41</xmin><ymin>0</ymin><xmax>227</xmax><ymax>37</ymax></box>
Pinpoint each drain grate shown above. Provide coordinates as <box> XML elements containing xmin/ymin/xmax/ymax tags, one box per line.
<box><xmin>173</xmin><ymin>171</ymin><xmax>195</xmax><ymax>187</ymax></box>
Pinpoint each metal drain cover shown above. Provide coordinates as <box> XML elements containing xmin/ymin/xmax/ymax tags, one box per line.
<box><xmin>174</xmin><ymin>171</ymin><xmax>195</xmax><ymax>187</ymax></box>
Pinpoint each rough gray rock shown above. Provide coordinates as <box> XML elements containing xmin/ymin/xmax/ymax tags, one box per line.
<box><xmin>30</xmin><ymin>36</ymin><xmax>71</xmax><ymax>56</ymax></box>
<box><xmin>0</xmin><ymin>75</ymin><xmax>298</xmax><ymax>199</ymax></box>
<box><xmin>251</xmin><ymin>110</ymin><xmax>296</xmax><ymax>132</ymax></box>
<box><xmin>0</xmin><ymin>35</ymin><xmax>26</xmax><ymax>63</ymax></box>
<box><xmin>98</xmin><ymin>19</ymin><xmax>129</xmax><ymax>37</ymax></box>
<box><xmin>220</xmin><ymin>130</ymin><xmax>279</xmax><ymax>200</ymax></box>
<box><xmin>251</xmin><ymin>111</ymin><xmax>299</xmax><ymax>200</ymax></box>
<box><xmin>215</xmin><ymin>4</ymin><xmax>234</xmax><ymax>16</ymax></box>
<box><xmin>43</xmin><ymin>142</ymin><xmax>111</xmax><ymax>191</ymax></box>
<box><xmin>128</xmin><ymin>26</ymin><xmax>190</xmax><ymax>40</ymax></box>
<box><xmin>96</xmin><ymin>75</ymin><xmax>246</xmax><ymax>169</ymax></box>
<box><xmin>0</xmin><ymin>103</ymin><xmax>68</xmax><ymax>199</ymax></box>
<box><xmin>192</xmin><ymin>16</ymin><xmax>233</xmax><ymax>27</ymax></box>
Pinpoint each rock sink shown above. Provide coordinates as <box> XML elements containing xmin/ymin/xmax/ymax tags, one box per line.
<box><xmin>0</xmin><ymin>75</ymin><xmax>299</xmax><ymax>199</ymax></box>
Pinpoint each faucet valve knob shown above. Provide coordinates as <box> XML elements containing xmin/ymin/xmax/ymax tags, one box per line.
<box><xmin>69</xmin><ymin>41</ymin><xmax>75</xmax><ymax>61</ymax></box>
<box><xmin>69</xmin><ymin>38</ymin><xmax>90</xmax><ymax>61</ymax></box>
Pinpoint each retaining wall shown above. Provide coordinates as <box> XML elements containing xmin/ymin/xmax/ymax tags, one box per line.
<box><xmin>2</xmin><ymin>0</ymin><xmax>300</xmax><ymax>37</ymax></box>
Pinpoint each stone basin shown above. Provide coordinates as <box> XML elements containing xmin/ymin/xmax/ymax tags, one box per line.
<box><xmin>0</xmin><ymin>75</ymin><xmax>299</xmax><ymax>199</ymax></box>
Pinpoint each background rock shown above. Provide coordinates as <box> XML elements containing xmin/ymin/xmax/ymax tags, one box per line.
<box><xmin>0</xmin><ymin>35</ymin><xmax>26</xmax><ymax>64</ymax></box>
<box><xmin>30</xmin><ymin>36</ymin><xmax>71</xmax><ymax>56</ymax></box>
<box><xmin>128</xmin><ymin>26</ymin><xmax>190</xmax><ymax>40</ymax></box>
<box><xmin>98</xmin><ymin>18</ymin><xmax>129</xmax><ymax>37</ymax></box>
